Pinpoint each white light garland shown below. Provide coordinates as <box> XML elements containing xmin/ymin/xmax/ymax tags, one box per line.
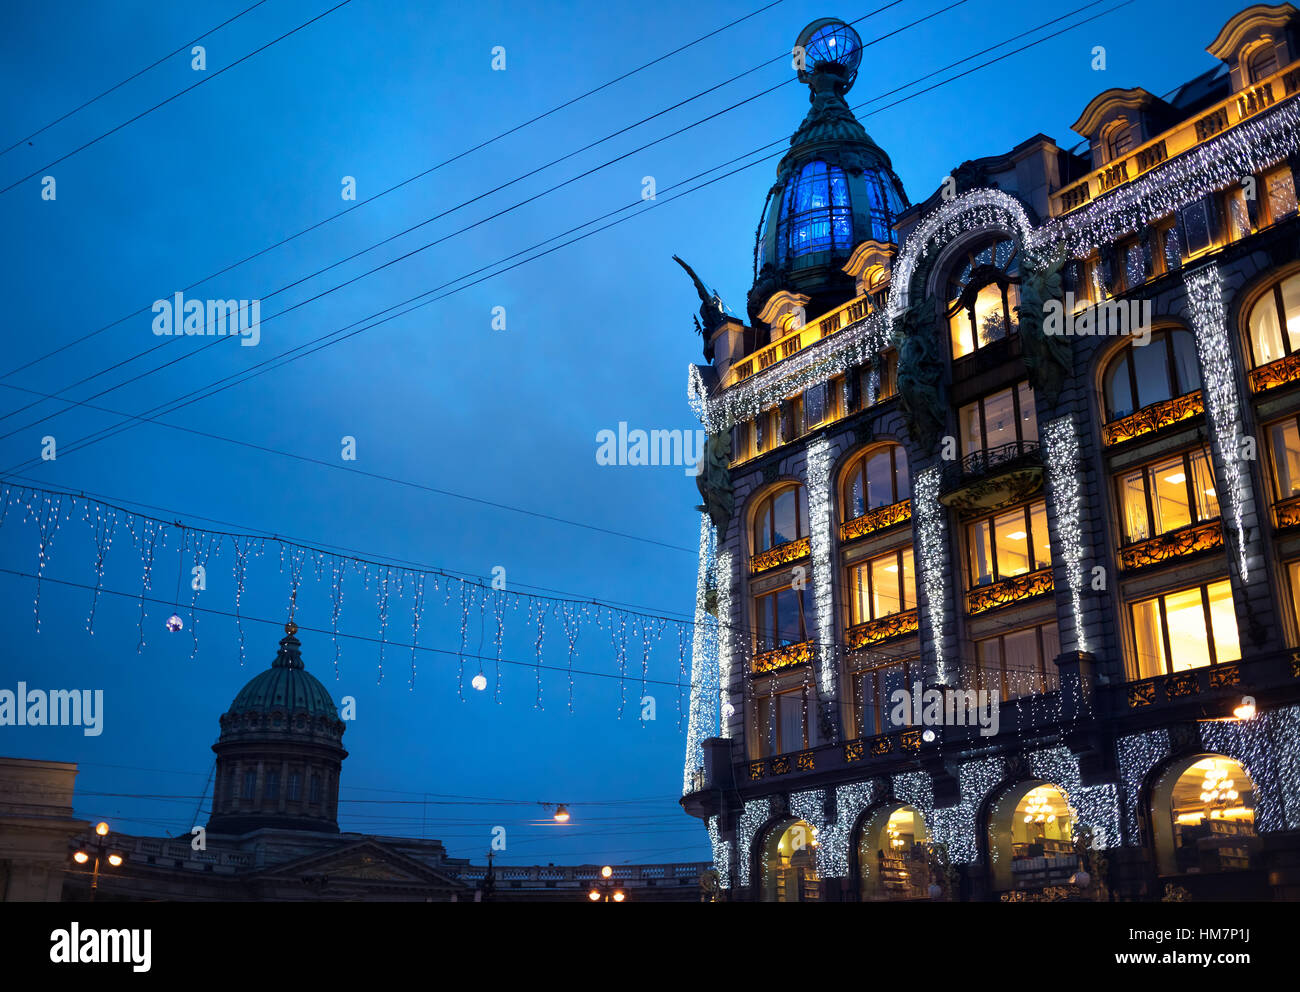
<box><xmin>1039</xmin><ymin>96</ymin><xmax>1300</xmax><ymax>258</ymax></box>
<box><xmin>1117</xmin><ymin>728</ymin><xmax>1171</xmax><ymax>845</ymax></box>
<box><xmin>716</xmin><ymin>549</ymin><xmax>733</xmax><ymax>738</ymax></box>
<box><xmin>889</xmin><ymin>189</ymin><xmax>1038</xmax><ymax>320</ymax></box>
<box><xmin>807</xmin><ymin>438</ymin><xmax>837</xmax><ymax>701</ymax></box>
<box><xmin>822</xmin><ymin>781</ymin><xmax>878</xmax><ymax>877</ymax></box>
<box><xmin>1043</xmin><ymin>417</ymin><xmax>1089</xmax><ymax>655</ymax></box>
<box><xmin>737</xmin><ymin>796</ymin><xmax>774</xmax><ymax>886</ymax></box>
<box><xmin>912</xmin><ymin>466</ymin><xmax>948</xmax><ymax>683</ymax></box>
<box><xmin>683</xmin><ymin>513</ymin><xmax>720</xmax><ymax>794</ymax></box>
<box><xmin>928</xmin><ymin>759</ymin><xmax>1003</xmax><ymax>865</ymax></box>
<box><xmin>1031</xmin><ymin>745</ymin><xmax>1120</xmax><ymax>851</ymax></box>
<box><xmin>707</xmin><ymin>815</ymin><xmax>732</xmax><ymax>888</ymax></box>
<box><xmin>1201</xmin><ymin>704</ymin><xmax>1300</xmax><ymax>832</ymax></box>
<box><xmin>1184</xmin><ymin>262</ymin><xmax>1251</xmax><ymax>580</ymax></box>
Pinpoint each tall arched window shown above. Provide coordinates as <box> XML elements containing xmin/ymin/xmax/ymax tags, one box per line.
<box><xmin>752</xmin><ymin>483</ymin><xmax>808</xmax><ymax>554</ymax></box>
<box><xmin>842</xmin><ymin>444</ymin><xmax>910</xmax><ymax>520</ymax></box>
<box><xmin>1246</xmin><ymin>271</ymin><xmax>1300</xmax><ymax>369</ymax></box>
<box><xmin>1151</xmin><ymin>755</ymin><xmax>1258</xmax><ymax>876</ymax></box>
<box><xmin>946</xmin><ymin>237</ymin><xmax>1020</xmax><ymax>359</ymax></box>
<box><xmin>778</xmin><ymin>161</ymin><xmax>852</xmax><ymax>259</ymax></box>
<box><xmin>1101</xmin><ymin>328</ymin><xmax>1201</xmax><ymax>421</ymax></box>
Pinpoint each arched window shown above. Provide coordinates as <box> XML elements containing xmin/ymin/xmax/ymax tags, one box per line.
<box><xmin>752</xmin><ymin>483</ymin><xmax>809</xmax><ymax>554</ymax></box>
<box><xmin>762</xmin><ymin>819</ymin><xmax>821</xmax><ymax>901</ymax></box>
<box><xmin>986</xmin><ymin>781</ymin><xmax>1078</xmax><ymax>891</ymax></box>
<box><xmin>778</xmin><ymin>161</ymin><xmax>852</xmax><ymax>259</ymax></box>
<box><xmin>1248</xmin><ymin>44</ymin><xmax>1279</xmax><ymax>83</ymax></box>
<box><xmin>1105</xmin><ymin>119</ymin><xmax>1134</xmax><ymax>161</ymax></box>
<box><xmin>946</xmin><ymin>237</ymin><xmax>1020</xmax><ymax>358</ymax></box>
<box><xmin>1246</xmin><ymin>271</ymin><xmax>1300</xmax><ymax>368</ymax></box>
<box><xmin>842</xmin><ymin>444</ymin><xmax>909</xmax><ymax>520</ymax></box>
<box><xmin>1151</xmin><ymin>755</ymin><xmax>1258</xmax><ymax>876</ymax></box>
<box><xmin>857</xmin><ymin>804</ymin><xmax>930</xmax><ymax>901</ymax></box>
<box><xmin>1101</xmin><ymin>328</ymin><xmax>1201</xmax><ymax>421</ymax></box>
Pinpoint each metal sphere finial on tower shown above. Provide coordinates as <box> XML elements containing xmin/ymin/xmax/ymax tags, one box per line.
<box><xmin>794</xmin><ymin>18</ymin><xmax>863</xmax><ymax>92</ymax></box>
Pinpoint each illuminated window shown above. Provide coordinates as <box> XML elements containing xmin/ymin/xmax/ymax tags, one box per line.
<box><xmin>974</xmin><ymin>622</ymin><xmax>1060</xmax><ymax>701</ymax></box>
<box><xmin>842</xmin><ymin>444</ymin><xmax>909</xmax><ymax>519</ymax></box>
<box><xmin>946</xmin><ymin>238</ymin><xmax>1020</xmax><ymax>358</ymax></box>
<box><xmin>1246</xmin><ymin>271</ymin><xmax>1300</xmax><ymax>367</ymax></box>
<box><xmin>1264</xmin><ymin>166</ymin><xmax>1298</xmax><ymax>226</ymax></box>
<box><xmin>1116</xmin><ymin>447</ymin><xmax>1220</xmax><ymax>543</ymax></box>
<box><xmin>1101</xmin><ymin>328</ymin><xmax>1201</xmax><ymax>420</ymax></box>
<box><xmin>1266</xmin><ymin>416</ymin><xmax>1300</xmax><ymax>500</ymax></box>
<box><xmin>778</xmin><ymin>161</ymin><xmax>853</xmax><ymax>259</ymax></box>
<box><xmin>1248</xmin><ymin>45</ymin><xmax>1279</xmax><ymax>82</ymax></box>
<box><xmin>987</xmin><ymin>781</ymin><xmax>1079</xmax><ymax>891</ymax></box>
<box><xmin>1156</xmin><ymin>756</ymin><xmax>1257</xmax><ymax>875</ymax></box>
<box><xmin>858</xmin><ymin>804</ymin><xmax>929</xmax><ymax>901</ymax></box>
<box><xmin>853</xmin><ymin>657</ymin><xmax>914</xmax><ymax>737</ymax></box>
<box><xmin>1224</xmin><ymin>186</ymin><xmax>1252</xmax><ymax>242</ymax></box>
<box><xmin>959</xmin><ymin>382</ymin><xmax>1037</xmax><ymax>457</ymax></box>
<box><xmin>1122</xmin><ymin>239</ymin><xmax>1147</xmax><ymax>289</ymax></box>
<box><xmin>876</xmin><ymin>350</ymin><xmax>899</xmax><ymax>401</ymax></box>
<box><xmin>753</xmin><ymin>584</ymin><xmax>812</xmax><ymax>653</ymax></box>
<box><xmin>1288</xmin><ymin>561</ymin><xmax>1300</xmax><ymax>637</ymax></box>
<box><xmin>966</xmin><ymin>499</ymin><xmax>1051</xmax><ymax>587</ymax></box>
<box><xmin>762</xmin><ymin>819</ymin><xmax>821</xmax><ymax>902</ymax></box>
<box><xmin>846</xmin><ymin>548</ymin><xmax>915</xmax><ymax>626</ymax></box>
<box><xmin>1130</xmin><ymin>579</ymin><xmax>1240</xmax><ymax>679</ymax></box>
<box><xmin>755</xmin><ymin>686</ymin><xmax>822</xmax><ymax>757</ymax></box>
<box><xmin>752</xmin><ymin>484</ymin><xmax>808</xmax><ymax>554</ymax></box>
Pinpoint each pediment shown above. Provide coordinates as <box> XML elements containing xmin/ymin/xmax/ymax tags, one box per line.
<box><xmin>253</xmin><ymin>838</ymin><xmax>467</xmax><ymax>889</ymax></box>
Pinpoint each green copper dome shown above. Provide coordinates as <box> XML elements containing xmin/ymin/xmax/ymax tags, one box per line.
<box><xmin>224</xmin><ymin>626</ymin><xmax>340</xmax><ymax>722</ymax></box>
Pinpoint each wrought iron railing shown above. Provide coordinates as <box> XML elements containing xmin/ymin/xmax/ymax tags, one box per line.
<box><xmin>1249</xmin><ymin>353</ymin><xmax>1300</xmax><ymax>393</ymax></box>
<box><xmin>966</xmin><ymin>567</ymin><xmax>1054</xmax><ymax>614</ymax></box>
<box><xmin>1119</xmin><ymin>519</ymin><xmax>1223</xmax><ymax>571</ymax></box>
<box><xmin>750</xmin><ymin>536</ymin><xmax>811</xmax><ymax>574</ymax></box>
<box><xmin>1101</xmin><ymin>390</ymin><xmax>1203</xmax><ymax>445</ymax></box>
<box><xmin>941</xmin><ymin>439</ymin><xmax>1041</xmax><ymax>493</ymax></box>
<box><xmin>840</xmin><ymin>498</ymin><xmax>911</xmax><ymax>542</ymax></box>
<box><xmin>845</xmin><ymin>609</ymin><xmax>919</xmax><ymax>650</ymax></box>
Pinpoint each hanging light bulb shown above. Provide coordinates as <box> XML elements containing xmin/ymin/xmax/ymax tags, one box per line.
<box><xmin>471</xmin><ymin>671</ymin><xmax>487</xmax><ymax>692</ymax></box>
<box><xmin>553</xmin><ymin>804</ymin><xmax>571</xmax><ymax>823</ymax></box>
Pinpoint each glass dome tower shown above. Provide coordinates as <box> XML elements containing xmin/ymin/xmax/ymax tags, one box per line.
<box><xmin>750</xmin><ymin>18</ymin><xmax>908</xmax><ymax>319</ymax></box>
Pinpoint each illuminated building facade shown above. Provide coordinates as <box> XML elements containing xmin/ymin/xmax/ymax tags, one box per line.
<box><xmin>681</xmin><ymin>5</ymin><xmax>1300</xmax><ymax>901</ymax></box>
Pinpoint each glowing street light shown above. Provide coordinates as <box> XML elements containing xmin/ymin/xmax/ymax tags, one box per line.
<box><xmin>72</xmin><ymin>820</ymin><xmax>126</xmax><ymax>901</ymax></box>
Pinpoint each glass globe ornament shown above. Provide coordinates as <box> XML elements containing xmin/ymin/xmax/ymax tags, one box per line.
<box><xmin>165</xmin><ymin>613</ymin><xmax>184</xmax><ymax>633</ymax></box>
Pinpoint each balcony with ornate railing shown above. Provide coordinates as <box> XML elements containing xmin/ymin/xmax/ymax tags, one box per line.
<box><xmin>1275</xmin><ymin>493</ymin><xmax>1300</xmax><ymax>529</ymax></box>
<box><xmin>752</xmin><ymin>638</ymin><xmax>815</xmax><ymax>674</ymax></box>
<box><xmin>1051</xmin><ymin>57</ymin><xmax>1300</xmax><ymax>217</ymax></box>
<box><xmin>1100</xmin><ymin>390</ymin><xmax>1204</xmax><ymax>446</ymax></box>
<box><xmin>1119</xmin><ymin>519</ymin><xmax>1224</xmax><ymax>571</ymax></box>
<box><xmin>939</xmin><ymin>439</ymin><xmax>1044</xmax><ymax>512</ymax></box>
<box><xmin>967</xmin><ymin>567</ymin><xmax>1054</xmax><ymax>615</ymax></box>
<box><xmin>750</xmin><ymin>536</ymin><xmax>811</xmax><ymax>575</ymax></box>
<box><xmin>1249</xmin><ymin>353</ymin><xmax>1300</xmax><ymax>393</ymax></box>
<box><xmin>723</xmin><ymin>293</ymin><xmax>874</xmax><ymax>390</ymax></box>
<box><xmin>840</xmin><ymin>498</ymin><xmax>911</xmax><ymax>542</ymax></box>
<box><xmin>846</xmin><ymin>609</ymin><xmax>919</xmax><ymax>650</ymax></box>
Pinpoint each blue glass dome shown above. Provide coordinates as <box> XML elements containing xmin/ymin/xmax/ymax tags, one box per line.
<box><xmin>796</xmin><ymin>18</ymin><xmax>863</xmax><ymax>90</ymax></box>
<box><xmin>774</xmin><ymin>159</ymin><xmax>902</xmax><ymax>261</ymax></box>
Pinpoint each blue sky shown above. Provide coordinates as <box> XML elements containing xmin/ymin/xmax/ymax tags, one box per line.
<box><xmin>0</xmin><ymin>0</ymin><xmax>1240</xmax><ymax>867</ymax></box>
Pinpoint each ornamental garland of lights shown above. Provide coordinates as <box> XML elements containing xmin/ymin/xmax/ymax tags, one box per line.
<box><xmin>807</xmin><ymin>438</ymin><xmax>837</xmax><ymax>700</ymax></box>
<box><xmin>684</xmin><ymin>513</ymin><xmax>720</xmax><ymax>794</ymax></box>
<box><xmin>1117</xmin><ymin>728</ymin><xmax>1172</xmax><ymax>845</ymax></box>
<box><xmin>1038</xmin><ymin>96</ymin><xmax>1300</xmax><ymax>259</ymax></box>
<box><xmin>889</xmin><ymin>189</ymin><xmax>1039</xmax><ymax>320</ymax></box>
<box><xmin>1201</xmin><ymin>704</ymin><xmax>1300</xmax><ymax>832</ymax></box>
<box><xmin>927</xmin><ymin>759</ymin><xmax>1005</xmax><ymax>865</ymax></box>
<box><xmin>716</xmin><ymin>549</ymin><xmax>734</xmax><ymax>738</ymax></box>
<box><xmin>821</xmin><ymin>781</ymin><xmax>878</xmax><ymax>877</ymax></box>
<box><xmin>1031</xmin><ymin>745</ymin><xmax>1120</xmax><ymax>851</ymax></box>
<box><xmin>912</xmin><ymin>466</ymin><xmax>949</xmax><ymax>683</ymax></box>
<box><xmin>707</xmin><ymin>816</ymin><xmax>731</xmax><ymax>888</ymax></box>
<box><xmin>1184</xmin><ymin>263</ymin><xmax>1252</xmax><ymax>581</ymax></box>
<box><xmin>1043</xmin><ymin>417</ymin><xmax>1090</xmax><ymax>655</ymax></box>
<box><xmin>737</xmin><ymin>796</ymin><xmax>773</xmax><ymax>886</ymax></box>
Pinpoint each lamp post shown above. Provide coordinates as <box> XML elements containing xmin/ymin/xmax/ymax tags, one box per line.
<box><xmin>587</xmin><ymin>865</ymin><xmax>626</xmax><ymax>903</ymax></box>
<box><xmin>72</xmin><ymin>821</ymin><xmax>126</xmax><ymax>902</ymax></box>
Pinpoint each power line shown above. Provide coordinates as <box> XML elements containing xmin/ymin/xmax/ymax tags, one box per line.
<box><xmin>0</xmin><ymin>0</ymin><xmax>935</xmax><ymax>431</ymax></box>
<box><xmin>0</xmin><ymin>0</ymin><xmax>1113</xmax><ymax>485</ymax></box>
<box><xmin>0</xmin><ymin>0</ymin><xmax>358</xmax><ymax>196</ymax></box>
<box><xmin>0</xmin><ymin>0</ymin><xmax>811</xmax><ymax>382</ymax></box>
<box><xmin>0</xmin><ymin>0</ymin><xmax>271</xmax><ymax>157</ymax></box>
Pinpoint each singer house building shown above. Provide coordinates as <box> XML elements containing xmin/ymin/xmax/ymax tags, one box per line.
<box><xmin>679</xmin><ymin>5</ymin><xmax>1300</xmax><ymax>901</ymax></box>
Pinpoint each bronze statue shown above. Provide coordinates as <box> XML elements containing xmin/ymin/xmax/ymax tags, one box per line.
<box><xmin>695</xmin><ymin>430</ymin><xmax>734</xmax><ymax>538</ymax></box>
<box><xmin>674</xmin><ymin>255</ymin><xmax>727</xmax><ymax>361</ymax></box>
<box><xmin>893</xmin><ymin>298</ymin><xmax>947</xmax><ymax>453</ymax></box>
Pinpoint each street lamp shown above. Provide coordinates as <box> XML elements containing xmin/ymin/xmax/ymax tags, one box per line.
<box><xmin>72</xmin><ymin>821</ymin><xmax>127</xmax><ymax>901</ymax></box>
<box><xmin>587</xmin><ymin>865</ymin><xmax>625</xmax><ymax>903</ymax></box>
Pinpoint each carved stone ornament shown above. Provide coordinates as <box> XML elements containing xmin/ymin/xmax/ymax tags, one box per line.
<box><xmin>695</xmin><ymin>431</ymin><xmax>734</xmax><ymax>537</ymax></box>
<box><xmin>893</xmin><ymin>298</ymin><xmax>947</xmax><ymax>453</ymax></box>
<box><xmin>1016</xmin><ymin>252</ymin><xmax>1071</xmax><ymax>405</ymax></box>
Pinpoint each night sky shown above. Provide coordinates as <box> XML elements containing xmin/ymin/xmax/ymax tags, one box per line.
<box><xmin>0</xmin><ymin>0</ymin><xmax>1236</xmax><ymax>866</ymax></box>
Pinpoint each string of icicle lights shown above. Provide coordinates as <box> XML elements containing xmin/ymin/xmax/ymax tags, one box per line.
<box><xmin>0</xmin><ymin>481</ymin><xmax>717</xmax><ymax>718</ymax></box>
